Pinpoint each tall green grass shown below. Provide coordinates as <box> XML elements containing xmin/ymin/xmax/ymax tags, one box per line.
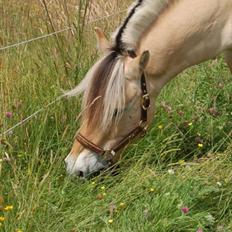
<box><xmin>0</xmin><ymin>1</ymin><xmax>231</xmax><ymax>231</ymax></box>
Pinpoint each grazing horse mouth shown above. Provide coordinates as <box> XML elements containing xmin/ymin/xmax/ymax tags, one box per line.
<box><xmin>75</xmin><ymin>71</ymin><xmax>151</xmax><ymax>164</ymax></box>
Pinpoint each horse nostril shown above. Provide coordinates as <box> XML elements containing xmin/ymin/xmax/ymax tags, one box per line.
<box><xmin>77</xmin><ymin>171</ymin><xmax>84</xmax><ymax>177</ymax></box>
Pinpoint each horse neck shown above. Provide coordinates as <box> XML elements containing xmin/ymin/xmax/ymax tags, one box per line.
<box><xmin>138</xmin><ymin>0</ymin><xmax>231</xmax><ymax>96</ymax></box>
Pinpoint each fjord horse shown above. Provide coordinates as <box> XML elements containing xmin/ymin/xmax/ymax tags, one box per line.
<box><xmin>65</xmin><ymin>0</ymin><xmax>232</xmax><ymax>177</ymax></box>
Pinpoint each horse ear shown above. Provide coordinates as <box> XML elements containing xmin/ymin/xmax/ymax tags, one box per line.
<box><xmin>94</xmin><ymin>27</ymin><xmax>110</xmax><ymax>54</ymax></box>
<box><xmin>139</xmin><ymin>50</ymin><xmax>150</xmax><ymax>70</ymax></box>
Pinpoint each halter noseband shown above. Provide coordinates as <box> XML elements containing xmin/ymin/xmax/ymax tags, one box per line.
<box><xmin>75</xmin><ymin>71</ymin><xmax>150</xmax><ymax>163</ymax></box>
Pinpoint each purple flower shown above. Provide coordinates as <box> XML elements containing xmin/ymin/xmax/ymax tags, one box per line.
<box><xmin>181</xmin><ymin>207</ymin><xmax>189</xmax><ymax>214</ymax></box>
<box><xmin>6</xmin><ymin>112</ymin><xmax>13</xmax><ymax>118</ymax></box>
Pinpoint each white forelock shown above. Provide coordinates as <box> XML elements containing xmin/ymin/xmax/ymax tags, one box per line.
<box><xmin>102</xmin><ymin>55</ymin><xmax>125</xmax><ymax>128</ymax></box>
<box><xmin>64</xmin><ymin>54</ymin><xmax>126</xmax><ymax>130</ymax></box>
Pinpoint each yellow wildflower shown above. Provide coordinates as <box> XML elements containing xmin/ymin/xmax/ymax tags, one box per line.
<box><xmin>188</xmin><ymin>122</ymin><xmax>193</xmax><ymax>126</ymax></box>
<box><xmin>4</xmin><ymin>205</ymin><xmax>13</xmax><ymax>211</ymax></box>
<box><xmin>102</xmin><ymin>192</ymin><xmax>106</xmax><ymax>196</ymax></box>
<box><xmin>198</xmin><ymin>143</ymin><xmax>203</xmax><ymax>148</ymax></box>
<box><xmin>91</xmin><ymin>181</ymin><xmax>96</xmax><ymax>185</ymax></box>
<box><xmin>0</xmin><ymin>216</ymin><xmax>5</xmax><ymax>222</ymax></box>
<box><xmin>149</xmin><ymin>188</ymin><xmax>155</xmax><ymax>192</ymax></box>
<box><xmin>16</xmin><ymin>229</ymin><xmax>23</xmax><ymax>232</ymax></box>
<box><xmin>119</xmin><ymin>202</ymin><xmax>126</xmax><ymax>209</ymax></box>
<box><xmin>108</xmin><ymin>219</ymin><xmax>113</xmax><ymax>224</ymax></box>
<box><xmin>100</xmin><ymin>186</ymin><xmax>106</xmax><ymax>190</ymax></box>
<box><xmin>158</xmin><ymin>125</ymin><xmax>163</xmax><ymax>129</ymax></box>
<box><xmin>178</xmin><ymin>160</ymin><xmax>186</xmax><ymax>166</ymax></box>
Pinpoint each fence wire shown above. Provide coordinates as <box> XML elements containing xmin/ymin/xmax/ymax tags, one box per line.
<box><xmin>0</xmin><ymin>9</ymin><xmax>127</xmax><ymax>137</ymax></box>
<box><xmin>0</xmin><ymin>10</ymin><xmax>126</xmax><ymax>52</ymax></box>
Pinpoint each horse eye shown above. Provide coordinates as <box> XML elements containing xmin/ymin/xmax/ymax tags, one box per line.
<box><xmin>113</xmin><ymin>108</ymin><xmax>124</xmax><ymax>117</ymax></box>
<box><xmin>113</xmin><ymin>109</ymin><xmax>118</xmax><ymax>117</ymax></box>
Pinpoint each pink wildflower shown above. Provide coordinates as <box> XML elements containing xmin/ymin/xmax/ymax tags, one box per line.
<box><xmin>6</xmin><ymin>112</ymin><xmax>13</xmax><ymax>118</ymax></box>
<box><xmin>197</xmin><ymin>228</ymin><xmax>203</xmax><ymax>232</ymax></box>
<box><xmin>181</xmin><ymin>207</ymin><xmax>189</xmax><ymax>214</ymax></box>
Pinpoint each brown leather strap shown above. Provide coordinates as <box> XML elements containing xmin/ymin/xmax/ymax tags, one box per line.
<box><xmin>76</xmin><ymin>133</ymin><xmax>104</xmax><ymax>155</ymax></box>
<box><xmin>112</xmin><ymin>126</ymin><xmax>145</xmax><ymax>153</ymax></box>
<box><xmin>103</xmin><ymin>126</ymin><xmax>145</xmax><ymax>161</ymax></box>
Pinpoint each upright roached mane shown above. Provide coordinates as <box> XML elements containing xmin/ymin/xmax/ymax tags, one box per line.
<box><xmin>113</xmin><ymin>0</ymin><xmax>169</xmax><ymax>52</ymax></box>
<box><xmin>66</xmin><ymin>0</ymin><xmax>170</xmax><ymax>130</ymax></box>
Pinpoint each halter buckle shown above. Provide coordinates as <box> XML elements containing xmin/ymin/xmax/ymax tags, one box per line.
<box><xmin>141</xmin><ymin>93</ymin><xmax>150</xmax><ymax>110</ymax></box>
<box><xmin>139</xmin><ymin>121</ymin><xmax>148</xmax><ymax>137</ymax></box>
<box><xmin>104</xmin><ymin>149</ymin><xmax>116</xmax><ymax>160</ymax></box>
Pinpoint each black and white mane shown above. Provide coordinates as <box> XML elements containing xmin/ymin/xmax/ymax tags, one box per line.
<box><xmin>66</xmin><ymin>0</ymin><xmax>169</xmax><ymax>130</ymax></box>
<box><xmin>113</xmin><ymin>0</ymin><xmax>168</xmax><ymax>53</ymax></box>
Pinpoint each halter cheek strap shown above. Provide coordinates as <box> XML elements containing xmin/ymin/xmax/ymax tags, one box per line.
<box><xmin>76</xmin><ymin>133</ymin><xmax>105</xmax><ymax>155</ymax></box>
<box><xmin>75</xmin><ymin>72</ymin><xmax>150</xmax><ymax>163</ymax></box>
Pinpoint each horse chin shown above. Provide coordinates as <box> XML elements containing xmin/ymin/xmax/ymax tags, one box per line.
<box><xmin>65</xmin><ymin>150</ymin><xmax>109</xmax><ymax>178</ymax></box>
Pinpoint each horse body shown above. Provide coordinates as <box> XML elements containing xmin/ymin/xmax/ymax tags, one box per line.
<box><xmin>140</xmin><ymin>0</ymin><xmax>232</xmax><ymax>94</ymax></box>
<box><xmin>65</xmin><ymin>0</ymin><xmax>232</xmax><ymax>177</ymax></box>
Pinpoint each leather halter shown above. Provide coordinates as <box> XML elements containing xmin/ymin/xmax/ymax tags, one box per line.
<box><xmin>75</xmin><ymin>72</ymin><xmax>150</xmax><ymax>163</ymax></box>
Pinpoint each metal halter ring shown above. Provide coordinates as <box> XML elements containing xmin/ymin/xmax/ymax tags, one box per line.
<box><xmin>141</xmin><ymin>93</ymin><xmax>150</xmax><ymax>110</ymax></box>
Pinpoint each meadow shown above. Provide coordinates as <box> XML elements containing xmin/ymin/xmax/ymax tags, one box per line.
<box><xmin>0</xmin><ymin>0</ymin><xmax>232</xmax><ymax>231</ymax></box>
